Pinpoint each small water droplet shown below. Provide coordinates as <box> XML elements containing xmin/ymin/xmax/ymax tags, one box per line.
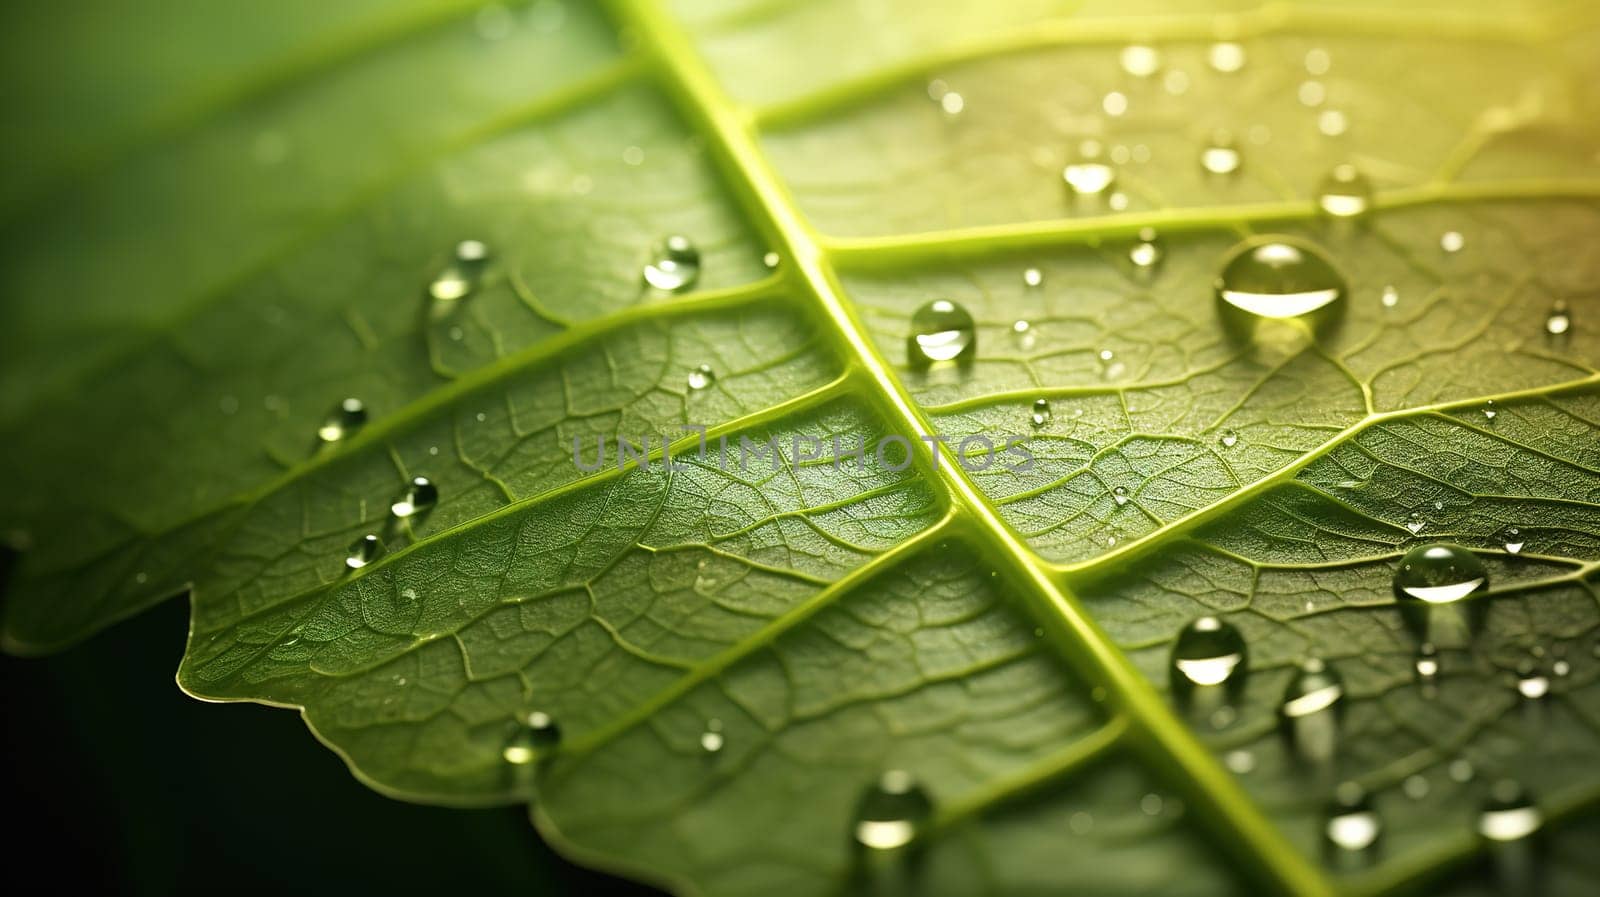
<box><xmin>687</xmin><ymin>363</ymin><xmax>715</xmax><ymax>390</ymax></box>
<box><xmin>1440</xmin><ymin>231</ymin><xmax>1465</xmax><ymax>254</ymax></box>
<box><xmin>502</xmin><ymin>710</ymin><xmax>561</xmax><ymax>765</ymax></box>
<box><xmin>1012</xmin><ymin>319</ymin><xmax>1036</xmax><ymax>351</ymax></box>
<box><xmin>1225</xmin><ymin>749</ymin><xmax>1256</xmax><ymax>774</ymax></box>
<box><xmin>1317</xmin><ymin>165</ymin><xmax>1371</xmax><ymax>218</ymax></box>
<box><xmin>1200</xmin><ymin>131</ymin><xmax>1242</xmax><ymax>175</ymax></box>
<box><xmin>700</xmin><ymin>726</ymin><xmax>725</xmax><ymax>754</ymax></box>
<box><xmin>1171</xmin><ymin>616</ymin><xmax>1247</xmax><ymax>690</ymax></box>
<box><xmin>1022</xmin><ymin>267</ymin><xmax>1044</xmax><ymax>288</ymax></box>
<box><xmin>1129</xmin><ymin>226</ymin><xmax>1162</xmax><ymax>270</ymax></box>
<box><xmin>908</xmin><ymin>299</ymin><xmax>976</xmax><ymax>365</ymax></box>
<box><xmin>643</xmin><ymin>235</ymin><xmax>701</xmax><ymax>292</ymax></box>
<box><xmin>1030</xmin><ymin>398</ymin><xmax>1051</xmax><ymax>428</ymax></box>
<box><xmin>1215</xmin><ymin>238</ymin><xmax>1346</xmax><ymax>318</ymax></box>
<box><xmin>1324</xmin><ymin>783</ymin><xmax>1381</xmax><ymax>864</ymax></box>
<box><xmin>1208</xmin><ymin>42</ymin><xmax>1246</xmax><ymax>73</ymax></box>
<box><xmin>1381</xmin><ymin>285</ymin><xmax>1399</xmax><ymax>308</ymax></box>
<box><xmin>1219</xmin><ymin>429</ymin><xmax>1239</xmax><ymax>448</ymax></box>
<box><xmin>1415</xmin><ymin>642</ymin><xmax>1441</xmax><ymax>689</ymax></box>
<box><xmin>1516</xmin><ymin>659</ymin><xmax>1549</xmax><ymax>699</ymax></box>
<box><xmin>345</xmin><ymin>534</ymin><xmax>384</xmax><ymax>571</ymax></box>
<box><xmin>1281</xmin><ymin>658</ymin><xmax>1344</xmax><ymax>766</ymax></box>
<box><xmin>1394</xmin><ymin>543</ymin><xmax>1488</xmax><ymax>604</ymax></box>
<box><xmin>1479</xmin><ymin>780</ymin><xmax>1541</xmax><ymax>842</ymax></box>
<box><xmin>1448</xmin><ymin>758</ymin><xmax>1475</xmax><ymax>783</ymax></box>
<box><xmin>762</xmin><ymin>251</ymin><xmax>781</xmax><ymax>269</ymax></box>
<box><xmin>1120</xmin><ymin>45</ymin><xmax>1161</xmax><ymax>77</ymax></box>
<box><xmin>1483</xmin><ymin>399</ymin><xmax>1497</xmax><ymax>421</ymax></box>
<box><xmin>1545</xmin><ymin>301</ymin><xmax>1571</xmax><ymax>336</ymax></box>
<box><xmin>429</xmin><ymin>240</ymin><xmax>491</xmax><ymax>301</ymax></box>
<box><xmin>853</xmin><ymin>770</ymin><xmax>933</xmax><ymax>851</ymax></box>
<box><xmin>1406</xmin><ymin>512</ymin><xmax>1426</xmax><ymax>535</ymax></box>
<box><xmin>318</xmin><ymin>397</ymin><xmax>368</xmax><ymax>443</ymax></box>
<box><xmin>1063</xmin><ymin>148</ymin><xmax>1117</xmax><ymax>198</ymax></box>
<box><xmin>1552</xmin><ymin>659</ymin><xmax>1571</xmax><ymax>677</ymax></box>
<box><xmin>1112</xmin><ymin>485</ymin><xmax>1131</xmax><ymax>506</ymax></box>
<box><xmin>390</xmin><ymin>476</ymin><xmax>439</xmax><ymax>519</ymax></box>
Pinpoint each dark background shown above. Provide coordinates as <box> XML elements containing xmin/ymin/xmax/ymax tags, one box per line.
<box><xmin>2</xmin><ymin>596</ymin><xmax>658</xmax><ymax>896</ymax></box>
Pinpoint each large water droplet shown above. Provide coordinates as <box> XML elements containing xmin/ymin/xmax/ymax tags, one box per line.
<box><xmin>643</xmin><ymin>235</ymin><xmax>701</xmax><ymax>292</ymax></box>
<box><xmin>1215</xmin><ymin>238</ymin><xmax>1346</xmax><ymax>318</ymax></box>
<box><xmin>1200</xmin><ymin>131</ymin><xmax>1242</xmax><ymax>175</ymax></box>
<box><xmin>1281</xmin><ymin>658</ymin><xmax>1344</xmax><ymax>767</ymax></box>
<box><xmin>853</xmin><ymin>770</ymin><xmax>934</xmax><ymax>851</ymax></box>
<box><xmin>1381</xmin><ymin>285</ymin><xmax>1400</xmax><ymax>308</ymax></box>
<box><xmin>1394</xmin><ymin>543</ymin><xmax>1488</xmax><ymax>604</ymax></box>
<box><xmin>503</xmin><ymin>710</ymin><xmax>562</xmax><ymax>764</ymax></box>
<box><xmin>429</xmin><ymin>240</ymin><xmax>490</xmax><ymax>301</ymax></box>
<box><xmin>1324</xmin><ymin>783</ymin><xmax>1381</xmax><ymax>866</ymax></box>
<box><xmin>318</xmin><ymin>397</ymin><xmax>368</xmax><ymax>443</ymax></box>
<box><xmin>390</xmin><ymin>476</ymin><xmax>439</xmax><ymax>519</ymax></box>
<box><xmin>687</xmin><ymin>363</ymin><xmax>716</xmax><ymax>390</ymax></box>
<box><xmin>908</xmin><ymin>300</ymin><xmax>976</xmax><ymax>365</ymax></box>
<box><xmin>1317</xmin><ymin>165</ymin><xmax>1371</xmax><ymax>218</ymax></box>
<box><xmin>1172</xmin><ymin>616</ymin><xmax>1247</xmax><ymax>690</ymax></box>
<box><xmin>345</xmin><ymin>534</ymin><xmax>384</xmax><ymax>571</ymax></box>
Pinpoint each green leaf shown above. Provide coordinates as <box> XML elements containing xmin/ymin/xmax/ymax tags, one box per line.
<box><xmin>4</xmin><ymin>0</ymin><xmax>1599</xmax><ymax>894</ymax></box>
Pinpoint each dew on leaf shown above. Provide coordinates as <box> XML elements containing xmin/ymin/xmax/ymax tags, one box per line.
<box><xmin>908</xmin><ymin>299</ymin><xmax>976</xmax><ymax>364</ymax></box>
<box><xmin>700</xmin><ymin>720</ymin><xmax>725</xmax><ymax>754</ymax></box>
<box><xmin>1219</xmin><ymin>429</ymin><xmax>1239</xmax><ymax>448</ymax></box>
<box><xmin>317</xmin><ymin>397</ymin><xmax>368</xmax><ymax>444</ymax></box>
<box><xmin>1012</xmin><ymin>320</ymin><xmax>1036</xmax><ymax>351</ymax></box>
<box><xmin>643</xmin><ymin>234</ymin><xmax>701</xmax><ymax>292</ymax></box>
<box><xmin>1112</xmin><ymin>485</ymin><xmax>1130</xmax><ymax>506</ymax></box>
<box><xmin>1381</xmin><ymin>285</ymin><xmax>1399</xmax><ymax>308</ymax></box>
<box><xmin>1208</xmin><ymin>42</ymin><xmax>1246</xmax><ymax>73</ymax></box>
<box><xmin>428</xmin><ymin>240</ymin><xmax>490</xmax><ymax>301</ymax></box>
<box><xmin>1129</xmin><ymin>227</ymin><xmax>1162</xmax><ymax>270</ymax></box>
<box><xmin>1030</xmin><ymin>398</ymin><xmax>1051</xmax><ymax>428</ymax></box>
<box><xmin>1406</xmin><ymin>512</ymin><xmax>1426</xmax><ymax>535</ymax></box>
<box><xmin>344</xmin><ymin>534</ymin><xmax>384</xmax><ymax>571</ymax></box>
<box><xmin>1483</xmin><ymin>400</ymin><xmax>1497</xmax><ymax>421</ymax></box>
<box><xmin>1215</xmin><ymin>237</ymin><xmax>1345</xmax><ymax>318</ymax></box>
<box><xmin>1415</xmin><ymin>642</ymin><xmax>1441</xmax><ymax>689</ymax></box>
<box><xmin>1317</xmin><ymin>164</ymin><xmax>1371</xmax><ymax>218</ymax></box>
<box><xmin>1063</xmin><ymin>148</ymin><xmax>1117</xmax><ymax>198</ymax></box>
<box><xmin>503</xmin><ymin>710</ymin><xmax>562</xmax><ymax>764</ymax></box>
<box><xmin>1479</xmin><ymin>780</ymin><xmax>1541</xmax><ymax>842</ymax></box>
<box><xmin>1281</xmin><ymin>658</ymin><xmax>1344</xmax><ymax>765</ymax></box>
<box><xmin>390</xmin><ymin>476</ymin><xmax>439</xmax><ymax>519</ymax></box>
<box><xmin>853</xmin><ymin>770</ymin><xmax>933</xmax><ymax>851</ymax></box>
<box><xmin>1324</xmin><ymin>783</ymin><xmax>1381</xmax><ymax>863</ymax></box>
<box><xmin>1200</xmin><ymin>131</ymin><xmax>1241</xmax><ymax>175</ymax></box>
<box><xmin>687</xmin><ymin>364</ymin><xmax>716</xmax><ymax>391</ymax></box>
<box><xmin>1545</xmin><ymin>301</ymin><xmax>1570</xmax><ymax>336</ymax></box>
<box><xmin>1394</xmin><ymin>543</ymin><xmax>1488</xmax><ymax>604</ymax></box>
<box><xmin>1171</xmin><ymin>616</ymin><xmax>1247</xmax><ymax>690</ymax></box>
<box><xmin>1516</xmin><ymin>659</ymin><xmax>1549</xmax><ymax>699</ymax></box>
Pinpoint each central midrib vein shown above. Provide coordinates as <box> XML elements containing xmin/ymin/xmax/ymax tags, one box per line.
<box><xmin>608</xmin><ymin>1</ymin><xmax>1337</xmax><ymax>895</ymax></box>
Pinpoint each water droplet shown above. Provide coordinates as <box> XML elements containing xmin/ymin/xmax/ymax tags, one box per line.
<box><xmin>1324</xmin><ymin>783</ymin><xmax>1381</xmax><ymax>864</ymax></box>
<box><xmin>853</xmin><ymin>770</ymin><xmax>933</xmax><ymax>851</ymax></box>
<box><xmin>1516</xmin><ymin>659</ymin><xmax>1549</xmax><ymax>699</ymax></box>
<box><xmin>318</xmin><ymin>397</ymin><xmax>368</xmax><ymax>443</ymax></box>
<box><xmin>643</xmin><ymin>235</ymin><xmax>701</xmax><ymax>292</ymax></box>
<box><xmin>1545</xmin><ymin>301</ymin><xmax>1570</xmax><ymax>336</ymax></box>
<box><xmin>1479</xmin><ymin>780</ymin><xmax>1541</xmax><ymax>842</ymax></box>
<box><xmin>687</xmin><ymin>363</ymin><xmax>715</xmax><ymax>390</ymax></box>
<box><xmin>1553</xmin><ymin>659</ymin><xmax>1571</xmax><ymax>677</ymax></box>
<box><xmin>1225</xmin><ymin>749</ymin><xmax>1256</xmax><ymax>774</ymax></box>
<box><xmin>1394</xmin><ymin>543</ymin><xmax>1488</xmax><ymax>604</ymax></box>
<box><xmin>1120</xmin><ymin>45</ymin><xmax>1161</xmax><ymax>77</ymax></box>
<box><xmin>1406</xmin><ymin>512</ymin><xmax>1426</xmax><ymax>535</ymax></box>
<box><xmin>1483</xmin><ymin>399</ymin><xmax>1497</xmax><ymax>421</ymax></box>
<box><xmin>1063</xmin><ymin>149</ymin><xmax>1117</xmax><ymax>198</ymax></box>
<box><xmin>762</xmin><ymin>251</ymin><xmax>781</xmax><ymax>269</ymax></box>
<box><xmin>345</xmin><ymin>534</ymin><xmax>384</xmax><ymax>571</ymax></box>
<box><xmin>429</xmin><ymin>240</ymin><xmax>490</xmax><ymax>301</ymax></box>
<box><xmin>1219</xmin><ymin>429</ymin><xmax>1239</xmax><ymax>448</ymax></box>
<box><xmin>700</xmin><ymin>725</ymin><xmax>725</xmax><ymax>754</ymax></box>
<box><xmin>1012</xmin><ymin>320</ymin><xmax>1036</xmax><ymax>351</ymax></box>
<box><xmin>1031</xmin><ymin>398</ymin><xmax>1052</xmax><ymax>428</ymax></box>
<box><xmin>908</xmin><ymin>299</ymin><xmax>976</xmax><ymax>365</ymax></box>
<box><xmin>1415</xmin><ymin>643</ymin><xmax>1441</xmax><ymax>687</ymax></box>
<box><xmin>1208</xmin><ymin>42</ymin><xmax>1246</xmax><ymax>73</ymax></box>
<box><xmin>1440</xmin><ymin>231</ymin><xmax>1465</xmax><ymax>254</ymax></box>
<box><xmin>1281</xmin><ymin>658</ymin><xmax>1344</xmax><ymax>766</ymax></box>
<box><xmin>390</xmin><ymin>476</ymin><xmax>439</xmax><ymax>519</ymax></box>
<box><xmin>1215</xmin><ymin>238</ymin><xmax>1346</xmax><ymax>318</ymax></box>
<box><xmin>1112</xmin><ymin>485</ymin><xmax>1130</xmax><ymax>506</ymax></box>
<box><xmin>1022</xmin><ymin>267</ymin><xmax>1044</xmax><ymax>288</ymax></box>
<box><xmin>1129</xmin><ymin>227</ymin><xmax>1162</xmax><ymax>270</ymax></box>
<box><xmin>1200</xmin><ymin>131</ymin><xmax>1242</xmax><ymax>175</ymax></box>
<box><xmin>503</xmin><ymin>710</ymin><xmax>562</xmax><ymax>764</ymax></box>
<box><xmin>1171</xmin><ymin>616</ymin><xmax>1247</xmax><ymax>689</ymax></box>
<box><xmin>1317</xmin><ymin>165</ymin><xmax>1371</xmax><ymax>218</ymax></box>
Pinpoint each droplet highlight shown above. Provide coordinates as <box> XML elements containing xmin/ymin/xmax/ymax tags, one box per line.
<box><xmin>1200</xmin><ymin>131</ymin><xmax>1242</xmax><ymax>175</ymax></box>
<box><xmin>503</xmin><ymin>710</ymin><xmax>562</xmax><ymax>764</ymax></box>
<box><xmin>853</xmin><ymin>770</ymin><xmax>934</xmax><ymax>851</ymax></box>
<box><xmin>687</xmin><ymin>363</ymin><xmax>716</xmax><ymax>390</ymax></box>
